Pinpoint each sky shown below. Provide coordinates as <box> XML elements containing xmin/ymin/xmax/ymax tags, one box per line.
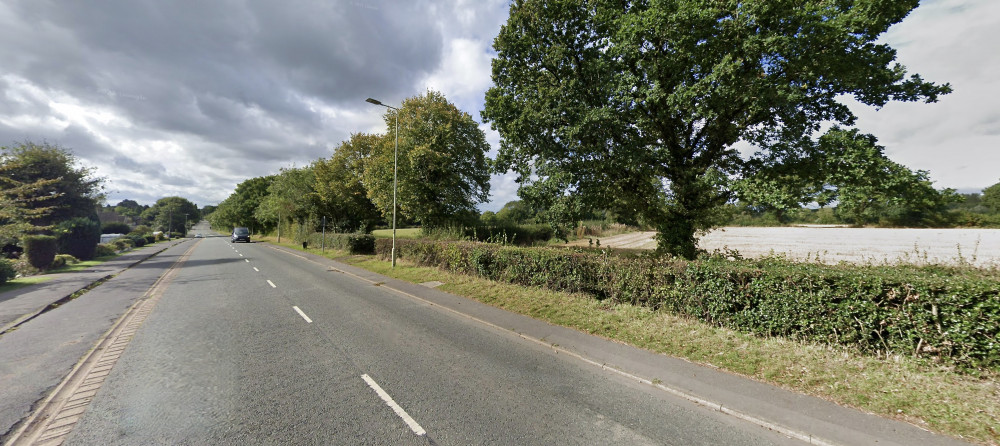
<box><xmin>0</xmin><ymin>0</ymin><xmax>997</xmax><ymax>212</ymax></box>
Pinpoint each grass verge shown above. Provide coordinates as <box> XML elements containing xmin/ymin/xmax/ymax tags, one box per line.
<box><xmin>264</xmin><ymin>238</ymin><xmax>999</xmax><ymax>445</ymax></box>
<box><xmin>0</xmin><ymin>276</ymin><xmax>53</xmax><ymax>294</ymax></box>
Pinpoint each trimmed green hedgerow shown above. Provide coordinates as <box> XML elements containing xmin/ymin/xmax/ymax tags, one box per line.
<box><xmin>303</xmin><ymin>232</ymin><xmax>375</xmax><ymax>254</ymax></box>
<box><xmin>23</xmin><ymin>235</ymin><xmax>58</xmax><ymax>270</ymax></box>
<box><xmin>376</xmin><ymin>238</ymin><xmax>1000</xmax><ymax>371</ymax></box>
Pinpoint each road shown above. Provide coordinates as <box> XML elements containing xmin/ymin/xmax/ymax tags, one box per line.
<box><xmin>1</xmin><ymin>223</ymin><xmax>970</xmax><ymax>445</ymax></box>
<box><xmin>1</xmin><ymin>230</ymin><xmax>793</xmax><ymax>445</ymax></box>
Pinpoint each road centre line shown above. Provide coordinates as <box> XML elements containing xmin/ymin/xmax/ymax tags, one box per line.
<box><xmin>263</xmin><ymin>244</ymin><xmax>837</xmax><ymax>446</ymax></box>
<box><xmin>245</xmin><ymin>259</ymin><xmax>249</xmax><ymax>262</ymax></box>
<box><xmin>292</xmin><ymin>306</ymin><xmax>313</xmax><ymax>323</ymax></box>
<box><xmin>253</xmin><ymin>267</ymin><xmax>259</xmax><ymax>272</ymax></box>
<box><xmin>361</xmin><ymin>374</ymin><xmax>426</xmax><ymax>436</ymax></box>
<box><xmin>267</xmin><ymin>279</ymin><xmax>276</xmax><ymax>288</ymax></box>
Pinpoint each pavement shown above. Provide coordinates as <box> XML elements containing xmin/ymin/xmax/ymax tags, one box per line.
<box><xmin>0</xmin><ymin>238</ymin><xmax>190</xmax><ymax>335</ymax></box>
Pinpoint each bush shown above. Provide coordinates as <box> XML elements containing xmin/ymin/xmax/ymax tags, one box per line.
<box><xmin>0</xmin><ymin>258</ymin><xmax>15</xmax><ymax>284</ymax></box>
<box><xmin>95</xmin><ymin>243</ymin><xmax>116</xmax><ymax>257</ymax></box>
<box><xmin>112</xmin><ymin>238</ymin><xmax>134</xmax><ymax>251</ymax></box>
<box><xmin>128</xmin><ymin>234</ymin><xmax>147</xmax><ymax>247</ymax></box>
<box><xmin>302</xmin><ymin>232</ymin><xmax>375</xmax><ymax>254</ymax></box>
<box><xmin>51</xmin><ymin>254</ymin><xmax>80</xmax><ymax>269</ymax></box>
<box><xmin>102</xmin><ymin>222</ymin><xmax>131</xmax><ymax>234</ymax></box>
<box><xmin>23</xmin><ymin>235</ymin><xmax>58</xmax><ymax>270</ymax></box>
<box><xmin>56</xmin><ymin>217</ymin><xmax>102</xmax><ymax>260</ymax></box>
<box><xmin>377</xmin><ymin>239</ymin><xmax>1000</xmax><ymax>371</ymax></box>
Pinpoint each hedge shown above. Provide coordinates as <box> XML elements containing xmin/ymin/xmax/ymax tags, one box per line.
<box><xmin>376</xmin><ymin>239</ymin><xmax>1000</xmax><ymax>371</ymax></box>
<box><xmin>24</xmin><ymin>235</ymin><xmax>58</xmax><ymax>270</ymax></box>
<box><xmin>95</xmin><ymin>243</ymin><xmax>116</xmax><ymax>257</ymax></box>
<box><xmin>56</xmin><ymin>217</ymin><xmax>101</xmax><ymax>260</ymax></box>
<box><xmin>0</xmin><ymin>258</ymin><xmax>15</xmax><ymax>284</ymax></box>
<box><xmin>301</xmin><ymin>232</ymin><xmax>375</xmax><ymax>255</ymax></box>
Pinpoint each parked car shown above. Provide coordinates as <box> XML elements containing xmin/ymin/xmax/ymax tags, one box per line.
<box><xmin>231</xmin><ymin>227</ymin><xmax>250</xmax><ymax>243</ymax></box>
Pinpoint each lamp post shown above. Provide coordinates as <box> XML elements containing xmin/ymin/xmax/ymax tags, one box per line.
<box><xmin>184</xmin><ymin>214</ymin><xmax>188</xmax><ymax>237</ymax></box>
<box><xmin>365</xmin><ymin>97</ymin><xmax>399</xmax><ymax>268</ymax></box>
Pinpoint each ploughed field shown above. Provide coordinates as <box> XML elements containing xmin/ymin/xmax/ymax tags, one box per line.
<box><xmin>575</xmin><ymin>227</ymin><xmax>1000</xmax><ymax>267</ymax></box>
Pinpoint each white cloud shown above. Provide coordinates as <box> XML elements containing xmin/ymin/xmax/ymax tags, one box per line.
<box><xmin>847</xmin><ymin>0</ymin><xmax>1000</xmax><ymax>190</ymax></box>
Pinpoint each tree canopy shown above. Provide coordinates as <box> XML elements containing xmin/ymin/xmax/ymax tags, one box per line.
<box><xmin>984</xmin><ymin>181</ymin><xmax>1000</xmax><ymax>214</ymax></box>
<box><xmin>145</xmin><ymin>196</ymin><xmax>199</xmax><ymax>236</ymax></box>
<box><xmin>364</xmin><ymin>90</ymin><xmax>491</xmax><ymax>228</ymax></box>
<box><xmin>483</xmin><ymin>0</ymin><xmax>950</xmax><ymax>257</ymax></box>
<box><xmin>0</xmin><ymin>141</ymin><xmax>104</xmax><ymax>227</ymax></box>
<box><xmin>313</xmin><ymin>133</ymin><xmax>383</xmax><ymax>232</ymax></box>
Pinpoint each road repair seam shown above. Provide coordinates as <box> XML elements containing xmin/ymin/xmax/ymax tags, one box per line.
<box><xmin>3</xmin><ymin>240</ymin><xmax>200</xmax><ymax>446</ymax></box>
<box><xmin>265</xmin><ymin>244</ymin><xmax>838</xmax><ymax>446</ymax></box>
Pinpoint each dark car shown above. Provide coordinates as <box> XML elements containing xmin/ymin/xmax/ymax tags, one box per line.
<box><xmin>231</xmin><ymin>227</ymin><xmax>250</xmax><ymax>243</ymax></box>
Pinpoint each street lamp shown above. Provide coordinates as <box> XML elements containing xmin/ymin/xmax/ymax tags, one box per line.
<box><xmin>365</xmin><ymin>97</ymin><xmax>399</xmax><ymax>268</ymax></box>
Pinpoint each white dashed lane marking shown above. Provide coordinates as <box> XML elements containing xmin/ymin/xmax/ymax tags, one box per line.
<box><xmin>362</xmin><ymin>374</ymin><xmax>426</xmax><ymax>436</ymax></box>
<box><xmin>267</xmin><ymin>280</ymin><xmax>276</xmax><ymax>288</ymax></box>
<box><xmin>292</xmin><ymin>306</ymin><xmax>312</xmax><ymax>323</ymax></box>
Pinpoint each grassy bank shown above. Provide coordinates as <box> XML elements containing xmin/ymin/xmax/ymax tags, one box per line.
<box><xmin>261</xmin><ymin>236</ymin><xmax>999</xmax><ymax>445</ymax></box>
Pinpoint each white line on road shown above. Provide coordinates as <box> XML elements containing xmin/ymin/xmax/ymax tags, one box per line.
<box><xmin>239</xmin><ymin>253</ymin><xmax>244</xmax><ymax>257</ymax></box>
<box><xmin>361</xmin><ymin>374</ymin><xmax>426</xmax><ymax>436</ymax></box>
<box><xmin>245</xmin><ymin>259</ymin><xmax>249</xmax><ymax>262</ymax></box>
<box><xmin>267</xmin><ymin>280</ymin><xmax>276</xmax><ymax>288</ymax></box>
<box><xmin>292</xmin><ymin>306</ymin><xmax>312</xmax><ymax>323</ymax></box>
<box><xmin>253</xmin><ymin>267</ymin><xmax>260</xmax><ymax>272</ymax></box>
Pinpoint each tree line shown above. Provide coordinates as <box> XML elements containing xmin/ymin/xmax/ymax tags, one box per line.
<box><xmin>208</xmin><ymin>91</ymin><xmax>492</xmax><ymax>236</ymax></box>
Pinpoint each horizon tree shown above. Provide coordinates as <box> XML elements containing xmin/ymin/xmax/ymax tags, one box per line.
<box><xmin>483</xmin><ymin>0</ymin><xmax>950</xmax><ymax>258</ymax></box>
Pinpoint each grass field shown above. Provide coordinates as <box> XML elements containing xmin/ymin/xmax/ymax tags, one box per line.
<box><xmin>371</xmin><ymin>228</ymin><xmax>422</xmax><ymax>238</ymax></box>
<box><xmin>573</xmin><ymin>227</ymin><xmax>1000</xmax><ymax>267</ymax></box>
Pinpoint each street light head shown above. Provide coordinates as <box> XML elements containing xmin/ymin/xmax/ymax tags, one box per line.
<box><xmin>365</xmin><ymin>97</ymin><xmax>383</xmax><ymax>106</ymax></box>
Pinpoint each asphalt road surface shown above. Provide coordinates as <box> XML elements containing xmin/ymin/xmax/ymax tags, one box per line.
<box><xmin>50</xmin><ymin>235</ymin><xmax>802</xmax><ymax>445</ymax></box>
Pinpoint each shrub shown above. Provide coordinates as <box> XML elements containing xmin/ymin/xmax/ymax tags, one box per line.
<box><xmin>56</xmin><ymin>217</ymin><xmax>102</xmax><ymax>260</ymax></box>
<box><xmin>145</xmin><ymin>235</ymin><xmax>156</xmax><ymax>244</ymax></box>
<box><xmin>303</xmin><ymin>232</ymin><xmax>375</xmax><ymax>254</ymax></box>
<box><xmin>102</xmin><ymin>222</ymin><xmax>131</xmax><ymax>234</ymax></box>
<box><xmin>95</xmin><ymin>243</ymin><xmax>116</xmax><ymax>257</ymax></box>
<box><xmin>0</xmin><ymin>258</ymin><xmax>15</xmax><ymax>284</ymax></box>
<box><xmin>377</xmin><ymin>239</ymin><xmax>1000</xmax><ymax>371</ymax></box>
<box><xmin>112</xmin><ymin>238</ymin><xmax>134</xmax><ymax>251</ymax></box>
<box><xmin>51</xmin><ymin>254</ymin><xmax>80</xmax><ymax>269</ymax></box>
<box><xmin>23</xmin><ymin>235</ymin><xmax>58</xmax><ymax>270</ymax></box>
<box><xmin>128</xmin><ymin>234</ymin><xmax>147</xmax><ymax>247</ymax></box>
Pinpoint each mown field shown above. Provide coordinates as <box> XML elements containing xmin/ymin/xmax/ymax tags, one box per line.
<box><xmin>573</xmin><ymin>227</ymin><xmax>1000</xmax><ymax>267</ymax></box>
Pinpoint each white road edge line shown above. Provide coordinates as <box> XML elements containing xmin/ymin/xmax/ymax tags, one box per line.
<box><xmin>361</xmin><ymin>374</ymin><xmax>426</xmax><ymax>436</ymax></box>
<box><xmin>292</xmin><ymin>306</ymin><xmax>312</xmax><ymax>323</ymax></box>
<box><xmin>267</xmin><ymin>279</ymin><xmax>276</xmax><ymax>288</ymax></box>
<box><xmin>253</xmin><ymin>267</ymin><xmax>260</xmax><ymax>272</ymax></box>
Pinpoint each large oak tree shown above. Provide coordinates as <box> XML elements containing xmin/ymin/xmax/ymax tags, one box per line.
<box><xmin>483</xmin><ymin>0</ymin><xmax>950</xmax><ymax>257</ymax></box>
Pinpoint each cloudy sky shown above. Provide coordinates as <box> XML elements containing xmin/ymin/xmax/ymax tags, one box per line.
<box><xmin>1</xmin><ymin>0</ymin><xmax>997</xmax><ymax>211</ymax></box>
